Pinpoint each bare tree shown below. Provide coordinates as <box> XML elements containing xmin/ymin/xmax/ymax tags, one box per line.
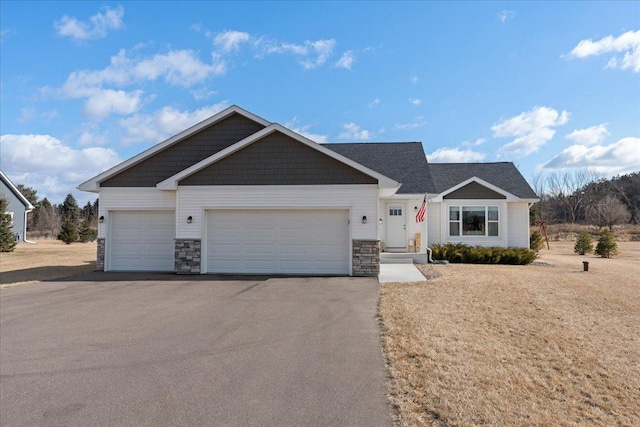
<box><xmin>586</xmin><ymin>195</ymin><xmax>631</xmax><ymax>229</ymax></box>
<box><xmin>545</xmin><ymin>170</ymin><xmax>598</xmax><ymax>223</ymax></box>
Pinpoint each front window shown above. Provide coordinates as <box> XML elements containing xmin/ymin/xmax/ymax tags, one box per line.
<box><xmin>449</xmin><ymin>206</ymin><xmax>499</xmax><ymax>237</ymax></box>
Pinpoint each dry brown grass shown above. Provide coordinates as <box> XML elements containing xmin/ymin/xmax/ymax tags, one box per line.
<box><xmin>380</xmin><ymin>241</ymin><xmax>640</xmax><ymax>427</ymax></box>
<box><xmin>0</xmin><ymin>239</ymin><xmax>96</xmax><ymax>288</ymax></box>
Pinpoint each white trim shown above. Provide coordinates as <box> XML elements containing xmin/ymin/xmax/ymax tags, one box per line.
<box><xmin>431</xmin><ymin>176</ymin><xmax>520</xmax><ymax>202</ymax></box>
<box><xmin>77</xmin><ymin>105</ymin><xmax>271</xmax><ymax>192</ymax></box>
<box><xmin>0</xmin><ymin>170</ymin><xmax>34</xmax><ymax>210</ymax></box>
<box><xmin>156</xmin><ymin>124</ymin><xmax>401</xmax><ymax>191</ymax></box>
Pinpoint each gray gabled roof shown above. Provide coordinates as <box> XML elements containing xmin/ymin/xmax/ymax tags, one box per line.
<box><xmin>428</xmin><ymin>162</ymin><xmax>538</xmax><ymax>199</ymax></box>
<box><xmin>324</xmin><ymin>142</ymin><xmax>437</xmax><ymax>194</ymax></box>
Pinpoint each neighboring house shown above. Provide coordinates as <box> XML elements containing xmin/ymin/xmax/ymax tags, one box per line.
<box><xmin>79</xmin><ymin>105</ymin><xmax>538</xmax><ymax>276</ymax></box>
<box><xmin>0</xmin><ymin>170</ymin><xmax>34</xmax><ymax>243</ymax></box>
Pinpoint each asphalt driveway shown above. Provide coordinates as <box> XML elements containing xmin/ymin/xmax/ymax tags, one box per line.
<box><xmin>0</xmin><ymin>273</ymin><xmax>391</xmax><ymax>427</ymax></box>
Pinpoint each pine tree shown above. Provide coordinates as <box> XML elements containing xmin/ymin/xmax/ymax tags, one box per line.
<box><xmin>0</xmin><ymin>197</ymin><xmax>17</xmax><ymax>252</ymax></box>
<box><xmin>58</xmin><ymin>218</ymin><xmax>78</xmax><ymax>244</ymax></box>
<box><xmin>595</xmin><ymin>229</ymin><xmax>618</xmax><ymax>258</ymax></box>
<box><xmin>78</xmin><ymin>220</ymin><xmax>96</xmax><ymax>243</ymax></box>
<box><xmin>60</xmin><ymin>194</ymin><xmax>80</xmax><ymax>224</ymax></box>
<box><xmin>529</xmin><ymin>231</ymin><xmax>544</xmax><ymax>252</ymax></box>
<box><xmin>574</xmin><ymin>230</ymin><xmax>594</xmax><ymax>255</ymax></box>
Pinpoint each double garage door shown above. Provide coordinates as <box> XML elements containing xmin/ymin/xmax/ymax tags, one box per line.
<box><xmin>206</xmin><ymin>210</ymin><xmax>349</xmax><ymax>275</ymax></box>
<box><xmin>109</xmin><ymin>209</ymin><xmax>349</xmax><ymax>275</ymax></box>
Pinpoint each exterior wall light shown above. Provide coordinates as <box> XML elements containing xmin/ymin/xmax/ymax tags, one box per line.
<box><xmin>379</xmin><ymin>218</ymin><xmax>383</xmax><ymax>224</ymax></box>
<box><xmin>362</xmin><ymin>216</ymin><xmax>367</xmax><ymax>224</ymax></box>
<box><xmin>187</xmin><ymin>216</ymin><xmax>193</xmax><ymax>224</ymax></box>
<box><xmin>99</xmin><ymin>216</ymin><xmax>104</xmax><ymax>223</ymax></box>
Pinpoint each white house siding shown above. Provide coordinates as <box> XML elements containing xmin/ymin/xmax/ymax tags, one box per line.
<box><xmin>427</xmin><ymin>201</ymin><xmax>441</xmax><ymax>246</ymax></box>
<box><xmin>175</xmin><ymin>185</ymin><xmax>379</xmax><ymax>241</ymax></box>
<box><xmin>507</xmin><ymin>202</ymin><xmax>531</xmax><ymax>248</ymax></box>
<box><xmin>440</xmin><ymin>200</ymin><xmax>509</xmax><ymax>247</ymax></box>
<box><xmin>98</xmin><ymin>188</ymin><xmax>176</xmax><ymax>238</ymax></box>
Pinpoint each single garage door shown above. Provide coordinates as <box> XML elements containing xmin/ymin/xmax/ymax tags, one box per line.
<box><xmin>110</xmin><ymin>211</ymin><xmax>175</xmax><ymax>271</ymax></box>
<box><xmin>207</xmin><ymin>210</ymin><xmax>349</xmax><ymax>275</ymax></box>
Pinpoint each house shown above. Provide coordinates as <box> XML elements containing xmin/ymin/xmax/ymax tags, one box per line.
<box><xmin>78</xmin><ymin>105</ymin><xmax>538</xmax><ymax>276</ymax></box>
<box><xmin>0</xmin><ymin>170</ymin><xmax>34</xmax><ymax>243</ymax></box>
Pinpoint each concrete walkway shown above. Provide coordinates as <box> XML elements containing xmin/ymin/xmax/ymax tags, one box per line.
<box><xmin>378</xmin><ymin>262</ymin><xmax>427</xmax><ymax>283</ymax></box>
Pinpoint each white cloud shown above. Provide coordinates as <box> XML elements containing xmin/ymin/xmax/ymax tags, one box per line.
<box><xmin>493</xmin><ymin>106</ymin><xmax>569</xmax><ymax>157</ymax></box>
<box><xmin>17</xmin><ymin>108</ymin><xmax>58</xmax><ymax>123</ymax></box>
<box><xmin>60</xmin><ymin>48</ymin><xmax>225</xmax><ymax>97</ymax></box>
<box><xmin>54</xmin><ymin>6</ymin><xmax>124</xmax><ymax>41</ymax></box>
<box><xmin>78</xmin><ymin>131</ymin><xmax>107</xmax><ymax>147</ymax></box>
<box><xmin>566</xmin><ymin>123</ymin><xmax>609</xmax><ymax>145</ymax></box>
<box><xmin>394</xmin><ymin>116</ymin><xmax>426</xmax><ymax>130</ymax></box>
<box><xmin>190</xmin><ymin>87</ymin><xmax>217</xmax><ymax>101</ymax></box>
<box><xmin>0</xmin><ymin>134</ymin><xmax>121</xmax><ymax>202</ymax></box>
<box><xmin>214</xmin><ymin>30</ymin><xmax>250</xmax><ymax>52</ymax></box>
<box><xmin>409</xmin><ymin>74</ymin><xmax>418</xmax><ymax>84</ymax></box>
<box><xmin>409</xmin><ymin>98</ymin><xmax>422</xmax><ymax>106</ymax></box>
<box><xmin>257</xmin><ymin>38</ymin><xmax>336</xmax><ymax>70</ymax></box>
<box><xmin>566</xmin><ymin>29</ymin><xmax>640</xmax><ymax>73</ymax></box>
<box><xmin>498</xmin><ymin>10</ymin><xmax>515</xmax><ymax>23</ymax></box>
<box><xmin>83</xmin><ymin>89</ymin><xmax>143</xmax><ymax>119</ymax></box>
<box><xmin>338</xmin><ymin>123</ymin><xmax>371</xmax><ymax>140</ymax></box>
<box><xmin>119</xmin><ymin>101</ymin><xmax>229</xmax><ymax>144</ymax></box>
<box><xmin>335</xmin><ymin>51</ymin><xmax>355</xmax><ymax>70</ymax></box>
<box><xmin>461</xmin><ymin>138</ymin><xmax>487</xmax><ymax>148</ymax></box>
<box><xmin>285</xmin><ymin>118</ymin><xmax>329</xmax><ymax>144</ymax></box>
<box><xmin>541</xmin><ymin>137</ymin><xmax>640</xmax><ymax>176</ymax></box>
<box><xmin>427</xmin><ymin>147</ymin><xmax>486</xmax><ymax>163</ymax></box>
<box><xmin>368</xmin><ymin>98</ymin><xmax>380</xmax><ymax>108</ymax></box>
<box><xmin>499</xmin><ymin>128</ymin><xmax>557</xmax><ymax>157</ymax></box>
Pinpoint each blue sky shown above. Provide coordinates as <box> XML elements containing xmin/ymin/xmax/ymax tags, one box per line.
<box><xmin>1</xmin><ymin>1</ymin><xmax>639</xmax><ymax>204</ymax></box>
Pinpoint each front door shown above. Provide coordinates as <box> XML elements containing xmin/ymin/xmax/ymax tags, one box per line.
<box><xmin>386</xmin><ymin>203</ymin><xmax>406</xmax><ymax>248</ymax></box>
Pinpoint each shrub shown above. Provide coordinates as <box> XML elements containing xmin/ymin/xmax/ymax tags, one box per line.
<box><xmin>530</xmin><ymin>231</ymin><xmax>544</xmax><ymax>252</ymax></box>
<box><xmin>574</xmin><ymin>230</ymin><xmax>594</xmax><ymax>255</ymax></box>
<box><xmin>58</xmin><ymin>218</ymin><xmax>78</xmax><ymax>244</ymax></box>
<box><xmin>431</xmin><ymin>243</ymin><xmax>536</xmax><ymax>265</ymax></box>
<box><xmin>595</xmin><ymin>229</ymin><xmax>618</xmax><ymax>258</ymax></box>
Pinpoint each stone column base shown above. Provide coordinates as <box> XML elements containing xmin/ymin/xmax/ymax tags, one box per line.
<box><xmin>352</xmin><ymin>239</ymin><xmax>380</xmax><ymax>276</ymax></box>
<box><xmin>175</xmin><ymin>239</ymin><xmax>201</xmax><ymax>274</ymax></box>
<box><xmin>96</xmin><ymin>238</ymin><xmax>105</xmax><ymax>271</ymax></box>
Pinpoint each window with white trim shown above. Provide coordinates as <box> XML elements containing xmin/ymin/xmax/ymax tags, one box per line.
<box><xmin>449</xmin><ymin>206</ymin><xmax>499</xmax><ymax>237</ymax></box>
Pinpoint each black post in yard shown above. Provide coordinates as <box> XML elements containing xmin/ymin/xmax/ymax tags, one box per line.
<box><xmin>583</xmin><ymin>261</ymin><xmax>589</xmax><ymax>272</ymax></box>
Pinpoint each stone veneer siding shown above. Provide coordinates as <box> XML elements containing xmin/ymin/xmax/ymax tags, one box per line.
<box><xmin>352</xmin><ymin>239</ymin><xmax>380</xmax><ymax>276</ymax></box>
<box><xmin>96</xmin><ymin>238</ymin><xmax>105</xmax><ymax>271</ymax></box>
<box><xmin>175</xmin><ymin>239</ymin><xmax>201</xmax><ymax>274</ymax></box>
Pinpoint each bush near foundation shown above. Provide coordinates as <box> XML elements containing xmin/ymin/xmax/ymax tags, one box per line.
<box><xmin>431</xmin><ymin>243</ymin><xmax>537</xmax><ymax>265</ymax></box>
<box><xmin>530</xmin><ymin>231</ymin><xmax>544</xmax><ymax>252</ymax></box>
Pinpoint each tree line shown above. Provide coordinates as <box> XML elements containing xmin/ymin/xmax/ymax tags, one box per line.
<box><xmin>16</xmin><ymin>185</ymin><xmax>99</xmax><ymax>242</ymax></box>
<box><xmin>531</xmin><ymin>171</ymin><xmax>640</xmax><ymax>228</ymax></box>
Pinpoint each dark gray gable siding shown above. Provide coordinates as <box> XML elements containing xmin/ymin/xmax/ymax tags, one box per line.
<box><xmin>102</xmin><ymin>113</ymin><xmax>266</xmax><ymax>187</ymax></box>
<box><xmin>324</xmin><ymin>142</ymin><xmax>436</xmax><ymax>194</ymax></box>
<box><xmin>179</xmin><ymin>131</ymin><xmax>378</xmax><ymax>186</ymax></box>
<box><xmin>429</xmin><ymin>162</ymin><xmax>538</xmax><ymax>199</ymax></box>
<box><xmin>443</xmin><ymin>182</ymin><xmax>506</xmax><ymax>199</ymax></box>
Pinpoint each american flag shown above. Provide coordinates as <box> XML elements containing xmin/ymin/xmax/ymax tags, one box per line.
<box><xmin>415</xmin><ymin>194</ymin><xmax>427</xmax><ymax>223</ymax></box>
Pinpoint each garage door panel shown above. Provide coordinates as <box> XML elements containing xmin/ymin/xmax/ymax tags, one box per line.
<box><xmin>207</xmin><ymin>209</ymin><xmax>349</xmax><ymax>274</ymax></box>
<box><xmin>110</xmin><ymin>211</ymin><xmax>174</xmax><ymax>272</ymax></box>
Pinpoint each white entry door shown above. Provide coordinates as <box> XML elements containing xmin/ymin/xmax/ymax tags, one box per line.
<box><xmin>206</xmin><ymin>209</ymin><xmax>349</xmax><ymax>275</ymax></box>
<box><xmin>386</xmin><ymin>203</ymin><xmax>406</xmax><ymax>248</ymax></box>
